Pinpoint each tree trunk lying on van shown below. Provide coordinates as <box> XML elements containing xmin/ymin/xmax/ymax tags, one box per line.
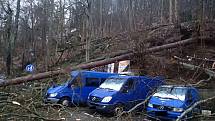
<box><xmin>117</xmin><ymin>91</ymin><xmax>156</xmax><ymax>118</ymax></box>
<box><xmin>0</xmin><ymin>36</ymin><xmax>211</xmax><ymax>87</ymax></box>
<box><xmin>176</xmin><ymin>96</ymin><xmax>215</xmax><ymax>121</ymax></box>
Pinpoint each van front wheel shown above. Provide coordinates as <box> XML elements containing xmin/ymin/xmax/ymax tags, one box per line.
<box><xmin>59</xmin><ymin>97</ymin><xmax>71</xmax><ymax>107</ymax></box>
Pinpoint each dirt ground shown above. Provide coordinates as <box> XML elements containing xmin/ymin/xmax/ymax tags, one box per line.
<box><xmin>1</xmin><ymin>73</ymin><xmax>215</xmax><ymax>121</ymax></box>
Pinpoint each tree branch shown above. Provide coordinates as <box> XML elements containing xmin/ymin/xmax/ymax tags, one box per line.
<box><xmin>176</xmin><ymin>96</ymin><xmax>215</xmax><ymax>121</ymax></box>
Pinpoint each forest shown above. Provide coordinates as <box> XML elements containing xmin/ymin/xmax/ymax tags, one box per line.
<box><xmin>0</xmin><ymin>0</ymin><xmax>215</xmax><ymax>121</ymax></box>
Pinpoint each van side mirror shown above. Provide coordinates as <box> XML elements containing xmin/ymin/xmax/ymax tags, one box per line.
<box><xmin>122</xmin><ymin>86</ymin><xmax>129</xmax><ymax>93</ymax></box>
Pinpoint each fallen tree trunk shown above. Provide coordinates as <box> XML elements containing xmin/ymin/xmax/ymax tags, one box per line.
<box><xmin>77</xmin><ymin>37</ymin><xmax>198</xmax><ymax>69</ymax></box>
<box><xmin>0</xmin><ymin>37</ymin><xmax>204</xmax><ymax>87</ymax></box>
<box><xmin>176</xmin><ymin>96</ymin><xmax>215</xmax><ymax>121</ymax></box>
<box><xmin>179</xmin><ymin>62</ymin><xmax>215</xmax><ymax>78</ymax></box>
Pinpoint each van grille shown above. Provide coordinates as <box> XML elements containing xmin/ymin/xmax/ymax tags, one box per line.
<box><xmin>153</xmin><ymin>104</ymin><xmax>173</xmax><ymax>111</ymax></box>
<box><xmin>90</xmin><ymin>96</ymin><xmax>102</xmax><ymax>103</ymax></box>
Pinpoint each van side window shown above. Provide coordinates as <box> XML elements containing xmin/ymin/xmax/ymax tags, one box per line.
<box><xmin>71</xmin><ymin>76</ymin><xmax>83</xmax><ymax>87</ymax></box>
<box><xmin>187</xmin><ymin>90</ymin><xmax>193</xmax><ymax>101</ymax></box>
<box><xmin>124</xmin><ymin>79</ymin><xmax>134</xmax><ymax>90</ymax></box>
<box><xmin>86</xmin><ymin>78</ymin><xmax>100</xmax><ymax>87</ymax></box>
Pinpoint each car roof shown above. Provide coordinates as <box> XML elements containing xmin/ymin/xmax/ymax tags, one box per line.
<box><xmin>160</xmin><ymin>85</ymin><xmax>195</xmax><ymax>89</ymax></box>
<box><xmin>70</xmin><ymin>70</ymin><xmax>118</xmax><ymax>78</ymax></box>
<box><xmin>107</xmin><ymin>75</ymin><xmax>152</xmax><ymax>79</ymax></box>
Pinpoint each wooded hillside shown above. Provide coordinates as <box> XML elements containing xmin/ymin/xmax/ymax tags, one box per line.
<box><xmin>0</xmin><ymin>0</ymin><xmax>215</xmax><ymax>121</ymax></box>
<box><xmin>0</xmin><ymin>0</ymin><xmax>215</xmax><ymax>77</ymax></box>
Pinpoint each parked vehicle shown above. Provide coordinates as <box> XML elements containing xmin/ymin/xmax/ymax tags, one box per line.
<box><xmin>87</xmin><ymin>75</ymin><xmax>164</xmax><ymax>115</ymax></box>
<box><xmin>45</xmin><ymin>70</ymin><xmax>117</xmax><ymax>106</ymax></box>
<box><xmin>146</xmin><ymin>85</ymin><xmax>200</xmax><ymax>120</ymax></box>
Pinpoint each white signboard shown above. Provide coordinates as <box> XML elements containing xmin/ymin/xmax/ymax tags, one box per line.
<box><xmin>118</xmin><ymin>60</ymin><xmax>130</xmax><ymax>73</ymax></box>
<box><xmin>107</xmin><ymin>63</ymin><xmax>115</xmax><ymax>73</ymax></box>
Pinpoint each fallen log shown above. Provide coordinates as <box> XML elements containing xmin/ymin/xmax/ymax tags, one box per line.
<box><xmin>173</xmin><ymin>56</ymin><xmax>215</xmax><ymax>78</ymax></box>
<box><xmin>179</xmin><ymin>62</ymin><xmax>215</xmax><ymax>78</ymax></box>
<box><xmin>176</xmin><ymin>96</ymin><xmax>215</xmax><ymax>121</ymax></box>
<box><xmin>0</xmin><ymin>37</ymin><xmax>203</xmax><ymax>87</ymax></box>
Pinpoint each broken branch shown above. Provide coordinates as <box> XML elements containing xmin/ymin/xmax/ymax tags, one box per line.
<box><xmin>176</xmin><ymin>96</ymin><xmax>215</xmax><ymax>121</ymax></box>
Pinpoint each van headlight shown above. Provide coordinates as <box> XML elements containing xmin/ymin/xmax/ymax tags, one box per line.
<box><xmin>173</xmin><ymin>108</ymin><xmax>184</xmax><ymax>112</ymax></box>
<box><xmin>148</xmin><ymin>103</ymin><xmax>153</xmax><ymax>108</ymax></box>
<box><xmin>49</xmin><ymin>93</ymin><xmax>58</xmax><ymax>97</ymax></box>
<box><xmin>101</xmin><ymin>96</ymin><xmax>112</xmax><ymax>103</ymax></box>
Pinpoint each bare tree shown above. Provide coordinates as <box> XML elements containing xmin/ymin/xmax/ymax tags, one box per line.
<box><xmin>0</xmin><ymin>1</ymin><xmax>13</xmax><ymax>75</ymax></box>
<box><xmin>169</xmin><ymin>0</ymin><xmax>174</xmax><ymax>23</ymax></box>
<box><xmin>174</xmin><ymin>0</ymin><xmax>179</xmax><ymax>23</ymax></box>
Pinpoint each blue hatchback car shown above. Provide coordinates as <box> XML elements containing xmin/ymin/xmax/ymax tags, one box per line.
<box><xmin>45</xmin><ymin>70</ymin><xmax>117</xmax><ymax>106</ymax></box>
<box><xmin>87</xmin><ymin>75</ymin><xmax>164</xmax><ymax>115</ymax></box>
<box><xmin>146</xmin><ymin>85</ymin><xmax>200</xmax><ymax>120</ymax></box>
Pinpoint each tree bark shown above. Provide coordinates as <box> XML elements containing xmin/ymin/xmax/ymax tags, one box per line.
<box><xmin>174</xmin><ymin>0</ymin><xmax>179</xmax><ymax>23</ymax></box>
<box><xmin>85</xmin><ymin>0</ymin><xmax>91</xmax><ymax>62</ymax></box>
<box><xmin>128</xmin><ymin>0</ymin><xmax>133</xmax><ymax>31</ymax></box>
<box><xmin>160</xmin><ymin>0</ymin><xmax>164</xmax><ymax>24</ymax></box>
<box><xmin>13</xmin><ymin>0</ymin><xmax>21</xmax><ymax>48</ymax></box>
<box><xmin>99</xmin><ymin>0</ymin><xmax>103</xmax><ymax>36</ymax></box>
<box><xmin>169</xmin><ymin>0</ymin><xmax>173</xmax><ymax>23</ymax></box>
<box><xmin>41</xmin><ymin>0</ymin><xmax>48</xmax><ymax>71</ymax></box>
<box><xmin>5</xmin><ymin>4</ymin><xmax>13</xmax><ymax>76</ymax></box>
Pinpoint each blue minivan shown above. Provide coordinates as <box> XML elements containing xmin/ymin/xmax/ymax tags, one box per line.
<box><xmin>87</xmin><ymin>75</ymin><xmax>164</xmax><ymax>115</ymax></box>
<box><xmin>146</xmin><ymin>85</ymin><xmax>200</xmax><ymax>120</ymax></box>
<box><xmin>45</xmin><ymin>70</ymin><xmax>117</xmax><ymax>106</ymax></box>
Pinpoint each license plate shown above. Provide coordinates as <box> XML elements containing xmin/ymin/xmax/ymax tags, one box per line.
<box><xmin>155</xmin><ymin>111</ymin><xmax>167</xmax><ymax>116</ymax></box>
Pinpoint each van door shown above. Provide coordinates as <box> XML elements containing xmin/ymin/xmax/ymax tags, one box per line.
<box><xmin>80</xmin><ymin>77</ymin><xmax>100</xmax><ymax>103</ymax></box>
<box><xmin>120</xmin><ymin>78</ymin><xmax>138</xmax><ymax>109</ymax></box>
<box><xmin>186</xmin><ymin>89</ymin><xmax>194</xmax><ymax>107</ymax></box>
<box><xmin>67</xmin><ymin>75</ymin><xmax>83</xmax><ymax>104</ymax></box>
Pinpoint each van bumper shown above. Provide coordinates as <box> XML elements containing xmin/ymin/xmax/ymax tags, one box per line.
<box><xmin>147</xmin><ymin>107</ymin><xmax>182</xmax><ymax>120</ymax></box>
<box><xmin>88</xmin><ymin>101</ymin><xmax>115</xmax><ymax>113</ymax></box>
<box><xmin>44</xmin><ymin>98</ymin><xmax>60</xmax><ymax>104</ymax></box>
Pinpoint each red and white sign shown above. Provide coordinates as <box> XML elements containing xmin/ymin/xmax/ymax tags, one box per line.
<box><xmin>118</xmin><ymin>60</ymin><xmax>130</xmax><ymax>73</ymax></box>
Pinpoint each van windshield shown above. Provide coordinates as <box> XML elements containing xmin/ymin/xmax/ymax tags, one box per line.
<box><xmin>68</xmin><ymin>75</ymin><xmax>82</xmax><ymax>87</ymax></box>
<box><xmin>99</xmin><ymin>78</ymin><xmax>126</xmax><ymax>91</ymax></box>
<box><xmin>153</xmin><ymin>86</ymin><xmax>187</xmax><ymax>101</ymax></box>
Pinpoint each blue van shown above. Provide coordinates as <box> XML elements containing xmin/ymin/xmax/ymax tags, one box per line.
<box><xmin>45</xmin><ymin>70</ymin><xmax>117</xmax><ymax>106</ymax></box>
<box><xmin>146</xmin><ymin>85</ymin><xmax>200</xmax><ymax>120</ymax></box>
<box><xmin>87</xmin><ymin>75</ymin><xmax>164</xmax><ymax>115</ymax></box>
